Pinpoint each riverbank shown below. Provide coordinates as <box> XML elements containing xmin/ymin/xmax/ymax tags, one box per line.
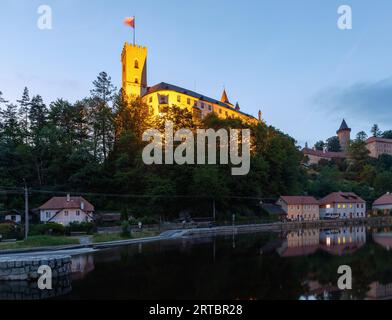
<box><xmin>1</xmin><ymin>216</ymin><xmax>391</xmax><ymax>256</ymax></box>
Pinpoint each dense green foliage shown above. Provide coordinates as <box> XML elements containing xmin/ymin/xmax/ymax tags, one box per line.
<box><xmin>0</xmin><ymin>73</ymin><xmax>305</xmax><ymax>220</ymax></box>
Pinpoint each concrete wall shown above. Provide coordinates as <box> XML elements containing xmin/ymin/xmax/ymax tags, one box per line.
<box><xmin>0</xmin><ymin>255</ymin><xmax>71</xmax><ymax>281</ymax></box>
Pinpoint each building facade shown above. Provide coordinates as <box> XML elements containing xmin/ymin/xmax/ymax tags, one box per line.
<box><xmin>39</xmin><ymin>195</ymin><xmax>94</xmax><ymax>226</ymax></box>
<box><xmin>319</xmin><ymin>192</ymin><xmax>366</xmax><ymax>219</ymax></box>
<box><xmin>121</xmin><ymin>42</ymin><xmax>260</xmax><ymax>124</ymax></box>
<box><xmin>366</xmin><ymin>137</ymin><xmax>392</xmax><ymax>158</ymax></box>
<box><xmin>277</xmin><ymin>196</ymin><xmax>320</xmax><ymax>221</ymax></box>
<box><xmin>372</xmin><ymin>192</ymin><xmax>392</xmax><ymax>215</ymax></box>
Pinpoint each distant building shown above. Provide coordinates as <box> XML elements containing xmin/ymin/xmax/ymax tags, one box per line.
<box><xmin>0</xmin><ymin>210</ymin><xmax>22</xmax><ymax>224</ymax></box>
<box><xmin>337</xmin><ymin>119</ymin><xmax>351</xmax><ymax>152</ymax></box>
<box><xmin>277</xmin><ymin>196</ymin><xmax>319</xmax><ymax>221</ymax></box>
<box><xmin>302</xmin><ymin>148</ymin><xmax>346</xmax><ymax>165</ymax></box>
<box><xmin>319</xmin><ymin>192</ymin><xmax>366</xmax><ymax>219</ymax></box>
<box><xmin>372</xmin><ymin>192</ymin><xmax>392</xmax><ymax>215</ymax></box>
<box><xmin>366</xmin><ymin>137</ymin><xmax>392</xmax><ymax>158</ymax></box>
<box><xmin>39</xmin><ymin>194</ymin><xmax>94</xmax><ymax>226</ymax></box>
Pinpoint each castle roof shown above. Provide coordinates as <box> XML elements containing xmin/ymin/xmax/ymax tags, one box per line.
<box><xmin>221</xmin><ymin>89</ymin><xmax>230</xmax><ymax>104</ymax></box>
<box><xmin>337</xmin><ymin>119</ymin><xmax>351</xmax><ymax>132</ymax></box>
<box><xmin>302</xmin><ymin>148</ymin><xmax>346</xmax><ymax>159</ymax></box>
<box><xmin>144</xmin><ymin>82</ymin><xmax>255</xmax><ymax>119</ymax></box>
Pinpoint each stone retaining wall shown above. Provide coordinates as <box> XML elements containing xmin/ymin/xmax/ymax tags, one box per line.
<box><xmin>0</xmin><ymin>255</ymin><xmax>72</xmax><ymax>281</ymax></box>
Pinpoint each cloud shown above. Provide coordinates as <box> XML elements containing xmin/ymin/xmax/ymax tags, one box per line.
<box><xmin>314</xmin><ymin>77</ymin><xmax>392</xmax><ymax>123</ymax></box>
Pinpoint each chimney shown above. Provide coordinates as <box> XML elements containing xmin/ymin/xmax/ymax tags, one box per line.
<box><xmin>66</xmin><ymin>194</ymin><xmax>70</xmax><ymax>202</ymax></box>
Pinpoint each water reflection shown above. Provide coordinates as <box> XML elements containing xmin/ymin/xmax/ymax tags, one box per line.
<box><xmin>3</xmin><ymin>225</ymin><xmax>392</xmax><ymax>300</ymax></box>
<box><xmin>278</xmin><ymin>227</ymin><xmax>367</xmax><ymax>257</ymax></box>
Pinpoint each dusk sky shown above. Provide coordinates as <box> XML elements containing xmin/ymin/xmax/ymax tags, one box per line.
<box><xmin>1</xmin><ymin>0</ymin><xmax>392</xmax><ymax>146</ymax></box>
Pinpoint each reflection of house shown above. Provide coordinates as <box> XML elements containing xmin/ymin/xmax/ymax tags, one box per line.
<box><xmin>373</xmin><ymin>232</ymin><xmax>392</xmax><ymax>251</ymax></box>
<box><xmin>71</xmin><ymin>255</ymin><xmax>95</xmax><ymax>280</ymax></box>
<box><xmin>319</xmin><ymin>192</ymin><xmax>366</xmax><ymax>219</ymax></box>
<box><xmin>38</xmin><ymin>194</ymin><xmax>94</xmax><ymax>226</ymax></box>
<box><xmin>367</xmin><ymin>282</ymin><xmax>392</xmax><ymax>300</ymax></box>
<box><xmin>277</xmin><ymin>229</ymin><xmax>320</xmax><ymax>257</ymax></box>
<box><xmin>277</xmin><ymin>196</ymin><xmax>319</xmax><ymax>221</ymax></box>
<box><xmin>319</xmin><ymin>227</ymin><xmax>366</xmax><ymax>255</ymax></box>
<box><xmin>372</xmin><ymin>192</ymin><xmax>392</xmax><ymax>215</ymax></box>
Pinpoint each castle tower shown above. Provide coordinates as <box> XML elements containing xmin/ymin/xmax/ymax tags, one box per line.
<box><xmin>221</xmin><ymin>89</ymin><xmax>230</xmax><ymax>104</ymax></box>
<box><xmin>121</xmin><ymin>42</ymin><xmax>147</xmax><ymax>98</ymax></box>
<box><xmin>337</xmin><ymin>119</ymin><xmax>351</xmax><ymax>152</ymax></box>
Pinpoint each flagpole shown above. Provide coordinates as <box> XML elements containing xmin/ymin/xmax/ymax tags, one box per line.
<box><xmin>133</xmin><ymin>16</ymin><xmax>136</xmax><ymax>45</ymax></box>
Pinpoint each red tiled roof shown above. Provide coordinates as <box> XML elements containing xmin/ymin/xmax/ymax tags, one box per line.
<box><xmin>320</xmin><ymin>192</ymin><xmax>365</xmax><ymax>204</ymax></box>
<box><xmin>373</xmin><ymin>193</ymin><xmax>392</xmax><ymax>206</ymax></box>
<box><xmin>279</xmin><ymin>196</ymin><xmax>319</xmax><ymax>205</ymax></box>
<box><xmin>38</xmin><ymin>196</ymin><xmax>94</xmax><ymax>212</ymax></box>
<box><xmin>366</xmin><ymin>137</ymin><xmax>392</xmax><ymax>144</ymax></box>
<box><xmin>302</xmin><ymin>148</ymin><xmax>346</xmax><ymax>159</ymax></box>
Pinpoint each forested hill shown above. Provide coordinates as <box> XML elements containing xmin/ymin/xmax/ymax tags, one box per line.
<box><xmin>0</xmin><ymin>72</ymin><xmax>306</xmax><ymax>218</ymax></box>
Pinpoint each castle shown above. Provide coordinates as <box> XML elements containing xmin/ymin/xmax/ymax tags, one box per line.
<box><xmin>303</xmin><ymin>119</ymin><xmax>392</xmax><ymax>164</ymax></box>
<box><xmin>121</xmin><ymin>42</ymin><xmax>260</xmax><ymax>124</ymax></box>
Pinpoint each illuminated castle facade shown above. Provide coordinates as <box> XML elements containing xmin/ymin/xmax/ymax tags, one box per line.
<box><xmin>121</xmin><ymin>42</ymin><xmax>260</xmax><ymax>124</ymax></box>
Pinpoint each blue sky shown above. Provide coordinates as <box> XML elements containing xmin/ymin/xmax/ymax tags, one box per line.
<box><xmin>1</xmin><ymin>0</ymin><xmax>392</xmax><ymax>146</ymax></box>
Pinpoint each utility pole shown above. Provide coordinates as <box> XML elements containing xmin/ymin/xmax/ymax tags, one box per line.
<box><xmin>212</xmin><ymin>199</ymin><xmax>216</xmax><ymax>222</ymax></box>
<box><xmin>24</xmin><ymin>181</ymin><xmax>29</xmax><ymax>240</ymax></box>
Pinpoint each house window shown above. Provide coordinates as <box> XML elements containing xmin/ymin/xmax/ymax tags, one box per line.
<box><xmin>46</xmin><ymin>212</ymin><xmax>51</xmax><ymax>218</ymax></box>
<box><xmin>338</xmin><ymin>204</ymin><xmax>341</xmax><ymax>209</ymax></box>
<box><xmin>134</xmin><ymin>60</ymin><xmax>139</xmax><ymax>69</ymax></box>
<box><xmin>64</xmin><ymin>211</ymin><xmax>69</xmax><ymax>216</ymax></box>
<box><xmin>76</xmin><ymin>210</ymin><xmax>80</xmax><ymax>216</ymax></box>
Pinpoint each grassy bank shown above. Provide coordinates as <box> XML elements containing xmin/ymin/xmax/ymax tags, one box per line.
<box><xmin>0</xmin><ymin>236</ymin><xmax>80</xmax><ymax>250</ymax></box>
<box><xmin>92</xmin><ymin>230</ymin><xmax>160</xmax><ymax>243</ymax></box>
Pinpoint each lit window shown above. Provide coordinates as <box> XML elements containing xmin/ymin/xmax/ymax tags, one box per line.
<box><xmin>338</xmin><ymin>204</ymin><xmax>341</xmax><ymax>209</ymax></box>
<box><xmin>326</xmin><ymin>204</ymin><xmax>331</xmax><ymax>209</ymax></box>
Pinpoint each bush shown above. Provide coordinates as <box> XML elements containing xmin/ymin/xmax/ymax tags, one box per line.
<box><xmin>29</xmin><ymin>223</ymin><xmax>66</xmax><ymax>236</ymax></box>
<box><xmin>66</xmin><ymin>221</ymin><xmax>95</xmax><ymax>234</ymax></box>
<box><xmin>0</xmin><ymin>223</ymin><xmax>16</xmax><ymax>239</ymax></box>
<box><xmin>121</xmin><ymin>221</ymin><xmax>131</xmax><ymax>237</ymax></box>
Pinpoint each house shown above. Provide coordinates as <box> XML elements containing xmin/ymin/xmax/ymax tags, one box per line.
<box><xmin>0</xmin><ymin>210</ymin><xmax>22</xmax><ymax>224</ymax></box>
<box><xmin>39</xmin><ymin>194</ymin><xmax>94</xmax><ymax>226</ymax></box>
<box><xmin>319</xmin><ymin>192</ymin><xmax>366</xmax><ymax>219</ymax></box>
<box><xmin>372</xmin><ymin>192</ymin><xmax>392</xmax><ymax>215</ymax></box>
<box><xmin>366</xmin><ymin>137</ymin><xmax>392</xmax><ymax>158</ymax></box>
<box><xmin>276</xmin><ymin>196</ymin><xmax>320</xmax><ymax>221</ymax></box>
<box><xmin>302</xmin><ymin>148</ymin><xmax>346</xmax><ymax>165</ymax></box>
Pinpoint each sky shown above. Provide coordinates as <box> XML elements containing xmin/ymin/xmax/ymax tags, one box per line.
<box><xmin>1</xmin><ymin>0</ymin><xmax>392</xmax><ymax>147</ymax></box>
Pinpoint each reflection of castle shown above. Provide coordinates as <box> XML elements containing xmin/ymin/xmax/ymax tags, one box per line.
<box><xmin>277</xmin><ymin>227</ymin><xmax>366</xmax><ymax>257</ymax></box>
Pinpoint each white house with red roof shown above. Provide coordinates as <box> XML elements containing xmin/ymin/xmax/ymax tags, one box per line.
<box><xmin>277</xmin><ymin>196</ymin><xmax>320</xmax><ymax>221</ymax></box>
<box><xmin>319</xmin><ymin>192</ymin><xmax>366</xmax><ymax>219</ymax></box>
<box><xmin>372</xmin><ymin>192</ymin><xmax>392</xmax><ymax>215</ymax></box>
<box><xmin>39</xmin><ymin>194</ymin><xmax>94</xmax><ymax>225</ymax></box>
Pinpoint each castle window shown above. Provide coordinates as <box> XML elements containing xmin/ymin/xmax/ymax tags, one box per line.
<box><xmin>135</xmin><ymin>78</ymin><xmax>139</xmax><ymax>84</ymax></box>
<box><xmin>187</xmin><ymin>98</ymin><xmax>191</xmax><ymax>105</ymax></box>
<box><xmin>201</xmin><ymin>103</ymin><xmax>205</xmax><ymax>109</ymax></box>
<box><xmin>149</xmin><ymin>96</ymin><xmax>153</xmax><ymax>103</ymax></box>
<box><xmin>134</xmin><ymin>60</ymin><xmax>139</xmax><ymax>69</ymax></box>
<box><xmin>177</xmin><ymin>95</ymin><xmax>181</xmax><ymax>103</ymax></box>
<box><xmin>219</xmin><ymin>109</ymin><xmax>222</xmax><ymax>114</ymax></box>
<box><xmin>208</xmin><ymin>105</ymin><xmax>212</xmax><ymax>111</ymax></box>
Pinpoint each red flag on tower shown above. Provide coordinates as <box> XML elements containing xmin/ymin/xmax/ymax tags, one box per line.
<box><xmin>124</xmin><ymin>17</ymin><xmax>135</xmax><ymax>28</ymax></box>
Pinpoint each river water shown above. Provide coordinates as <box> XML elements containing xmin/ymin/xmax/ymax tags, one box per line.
<box><xmin>3</xmin><ymin>225</ymin><xmax>392</xmax><ymax>300</ymax></box>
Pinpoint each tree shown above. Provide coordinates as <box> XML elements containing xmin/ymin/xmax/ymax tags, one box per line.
<box><xmin>29</xmin><ymin>95</ymin><xmax>48</xmax><ymax>139</ymax></box>
<box><xmin>0</xmin><ymin>91</ymin><xmax>7</xmax><ymax>104</ymax></box>
<box><xmin>371</xmin><ymin>124</ymin><xmax>382</xmax><ymax>138</ymax></box>
<box><xmin>90</xmin><ymin>72</ymin><xmax>117</xmax><ymax>161</ymax></box>
<box><xmin>347</xmin><ymin>139</ymin><xmax>370</xmax><ymax>174</ymax></box>
<box><xmin>382</xmin><ymin>130</ymin><xmax>392</xmax><ymax>139</ymax></box>
<box><xmin>356</xmin><ymin>131</ymin><xmax>368</xmax><ymax>142</ymax></box>
<box><xmin>326</xmin><ymin>136</ymin><xmax>341</xmax><ymax>152</ymax></box>
<box><xmin>17</xmin><ymin>87</ymin><xmax>30</xmax><ymax>143</ymax></box>
<box><xmin>0</xmin><ymin>103</ymin><xmax>22</xmax><ymax>144</ymax></box>
<box><xmin>314</xmin><ymin>141</ymin><xmax>325</xmax><ymax>151</ymax></box>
